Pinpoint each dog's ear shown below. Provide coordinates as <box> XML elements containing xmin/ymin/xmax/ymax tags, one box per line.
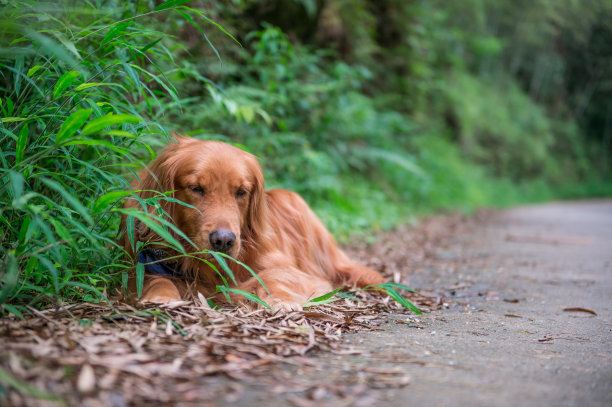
<box><xmin>245</xmin><ymin>154</ymin><xmax>269</xmax><ymax>241</ymax></box>
<box><xmin>123</xmin><ymin>139</ymin><xmax>182</xmax><ymax>247</ymax></box>
<box><xmin>138</xmin><ymin>142</ymin><xmax>180</xmax><ymax>200</ymax></box>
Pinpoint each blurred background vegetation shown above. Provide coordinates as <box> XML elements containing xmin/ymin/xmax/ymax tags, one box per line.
<box><xmin>1</xmin><ymin>0</ymin><xmax>611</xmax><ymax>311</ymax></box>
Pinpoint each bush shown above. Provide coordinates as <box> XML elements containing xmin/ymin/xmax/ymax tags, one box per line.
<box><xmin>0</xmin><ymin>1</ymin><xmax>231</xmax><ymax>314</ymax></box>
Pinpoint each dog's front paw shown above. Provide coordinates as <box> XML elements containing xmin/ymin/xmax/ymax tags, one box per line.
<box><xmin>255</xmin><ymin>294</ymin><xmax>303</xmax><ymax>312</ymax></box>
<box><xmin>140</xmin><ymin>277</ymin><xmax>182</xmax><ymax>303</ymax></box>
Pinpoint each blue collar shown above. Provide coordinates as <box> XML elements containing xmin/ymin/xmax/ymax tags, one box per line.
<box><xmin>138</xmin><ymin>248</ymin><xmax>182</xmax><ymax>277</ymax></box>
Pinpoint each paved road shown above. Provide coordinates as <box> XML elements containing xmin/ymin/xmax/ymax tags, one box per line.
<box><xmin>355</xmin><ymin>200</ymin><xmax>612</xmax><ymax>406</ymax></box>
<box><xmin>223</xmin><ymin>200</ymin><xmax>612</xmax><ymax>406</ymax></box>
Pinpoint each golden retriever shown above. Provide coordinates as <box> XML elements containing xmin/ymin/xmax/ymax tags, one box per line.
<box><xmin>122</xmin><ymin>137</ymin><xmax>385</xmax><ymax>310</ymax></box>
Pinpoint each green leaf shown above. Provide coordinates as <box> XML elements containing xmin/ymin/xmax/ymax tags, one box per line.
<box><xmin>26</xmin><ymin>30</ymin><xmax>81</xmax><ymax>70</ymax></box>
<box><xmin>5</xmin><ymin>96</ymin><xmax>14</xmax><ymax>116</ymax></box>
<box><xmin>380</xmin><ymin>287</ymin><xmax>422</xmax><ymax>314</ymax></box>
<box><xmin>2</xmin><ymin>304</ymin><xmax>26</xmax><ymax>319</ymax></box>
<box><xmin>155</xmin><ymin>0</ymin><xmax>193</xmax><ymax>11</ymax></box>
<box><xmin>56</xmin><ymin>108</ymin><xmax>92</xmax><ymax>144</ymax></box>
<box><xmin>81</xmin><ymin>113</ymin><xmax>141</xmax><ymax>136</ymax></box>
<box><xmin>212</xmin><ymin>252</ymin><xmax>269</xmax><ymax>295</ymax></box>
<box><xmin>303</xmin><ymin>287</ymin><xmax>343</xmax><ymax>307</ymax></box>
<box><xmin>0</xmin><ymin>117</ymin><xmax>26</xmax><ymax>123</ymax></box>
<box><xmin>53</xmin><ymin>70</ymin><xmax>80</xmax><ymax>99</ymax></box>
<box><xmin>188</xmin><ymin>7</ymin><xmax>241</xmax><ymax>46</ymax></box>
<box><xmin>177</xmin><ymin>10</ymin><xmax>221</xmax><ymax>62</ymax></box>
<box><xmin>26</xmin><ymin>64</ymin><xmax>41</xmax><ymax>77</ymax></box>
<box><xmin>93</xmin><ymin>190</ymin><xmax>133</xmax><ymax>214</ymax></box>
<box><xmin>0</xmin><ymin>366</ymin><xmax>62</xmax><ymax>401</ymax></box>
<box><xmin>9</xmin><ymin>171</ymin><xmax>24</xmax><ymax>200</ymax></box>
<box><xmin>116</xmin><ymin>208</ymin><xmax>195</xmax><ymax>253</ymax></box>
<box><xmin>367</xmin><ymin>282</ymin><xmax>417</xmax><ymax>293</ymax></box>
<box><xmin>64</xmin><ymin>138</ymin><xmax>129</xmax><ymax>155</ymax></box>
<box><xmin>73</xmin><ymin>82</ymin><xmax>118</xmax><ymax>91</ymax></box>
<box><xmin>210</xmin><ymin>252</ymin><xmax>237</xmax><ymax>285</ymax></box>
<box><xmin>40</xmin><ymin>177</ymin><xmax>93</xmax><ymax>225</ymax></box>
<box><xmin>217</xmin><ymin>286</ymin><xmax>272</xmax><ymax>309</ymax></box>
<box><xmin>0</xmin><ymin>253</ymin><xmax>19</xmax><ymax>305</ymax></box>
<box><xmin>308</xmin><ymin>286</ymin><xmax>342</xmax><ymax>303</ymax></box>
<box><xmin>101</xmin><ymin>21</ymin><xmax>135</xmax><ymax>46</ymax></box>
<box><xmin>138</xmin><ymin>38</ymin><xmax>162</xmax><ymax>55</ymax></box>
<box><xmin>17</xmin><ymin>214</ymin><xmax>32</xmax><ymax>248</ymax></box>
<box><xmin>61</xmin><ymin>281</ymin><xmax>109</xmax><ymax>304</ymax></box>
<box><xmin>136</xmin><ymin>262</ymin><xmax>144</xmax><ymax>299</ymax></box>
<box><xmin>14</xmin><ymin>55</ymin><xmax>24</xmax><ymax>96</ymax></box>
<box><xmin>51</xmin><ymin>218</ymin><xmax>72</xmax><ymax>243</ymax></box>
<box><xmin>15</xmin><ymin>123</ymin><xmax>28</xmax><ymax>164</ymax></box>
<box><xmin>126</xmin><ymin>215</ymin><xmax>136</xmax><ymax>253</ymax></box>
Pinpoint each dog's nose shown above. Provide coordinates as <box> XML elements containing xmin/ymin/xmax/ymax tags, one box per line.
<box><xmin>209</xmin><ymin>229</ymin><xmax>236</xmax><ymax>253</ymax></box>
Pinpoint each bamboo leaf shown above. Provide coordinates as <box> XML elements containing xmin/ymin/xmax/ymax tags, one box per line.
<box><xmin>379</xmin><ymin>286</ymin><xmax>422</xmax><ymax>314</ymax></box>
<box><xmin>0</xmin><ymin>117</ymin><xmax>26</xmax><ymax>123</ymax></box>
<box><xmin>213</xmin><ymin>252</ymin><xmax>269</xmax><ymax>295</ymax></box>
<box><xmin>56</xmin><ymin>108</ymin><xmax>92</xmax><ymax>144</ymax></box>
<box><xmin>303</xmin><ymin>287</ymin><xmax>343</xmax><ymax>307</ymax></box>
<box><xmin>116</xmin><ymin>208</ymin><xmax>195</xmax><ymax>253</ymax></box>
<box><xmin>81</xmin><ymin>113</ymin><xmax>141</xmax><ymax>136</ymax></box>
<box><xmin>26</xmin><ymin>64</ymin><xmax>41</xmax><ymax>77</ymax></box>
<box><xmin>40</xmin><ymin>177</ymin><xmax>94</xmax><ymax>225</ymax></box>
<box><xmin>210</xmin><ymin>252</ymin><xmax>237</xmax><ymax>285</ymax></box>
<box><xmin>155</xmin><ymin>0</ymin><xmax>193</xmax><ymax>11</ymax></box>
<box><xmin>217</xmin><ymin>286</ymin><xmax>272</xmax><ymax>309</ymax></box>
<box><xmin>101</xmin><ymin>21</ymin><xmax>135</xmax><ymax>46</ymax></box>
<box><xmin>136</xmin><ymin>262</ymin><xmax>144</xmax><ymax>299</ymax></box>
<box><xmin>73</xmin><ymin>82</ymin><xmax>119</xmax><ymax>91</ymax></box>
<box><xmin>53</xmin><ymin>70</ymin><xmax>80</xmax><ymax>99</ymax></box>
<box><xmin>9</xmin><ymin>171</ymin><xmax>24</xmax><ymax>199</ymax></box>
<box><xmin>93</xmin><ymin>190</ymin><xmax>133</xmax><ymax>214</ymax></box>
<box><xmin>15</xmin><ymin>123</ymin><xmax>28</xmax><ymax>164</ymax></box>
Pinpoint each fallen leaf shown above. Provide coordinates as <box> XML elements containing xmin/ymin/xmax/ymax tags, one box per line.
<box><xmin>563</xmin><ymin>307</ymin><xmax>597</xmax><ymax>316</ymax></box>
<box><xmin>77</xmin><ymin>364</ymin><xmax>96</xmax><ymax>393</ymax></box>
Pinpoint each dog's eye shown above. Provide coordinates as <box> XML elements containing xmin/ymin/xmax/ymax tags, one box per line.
<box><xmin>235</xmin><ymin>188</ymin><xmax>247</xmax><ymax>198</ymax></box>
<box><xmin>189</xmin><ymin>185</ymin><xmax>204</xmax><ymax>195</ymax></box>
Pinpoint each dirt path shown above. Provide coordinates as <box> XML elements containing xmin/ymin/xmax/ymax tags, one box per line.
<box><xmin>1</xmin><ymin>200</ymin><xmax>610</xmax><ymax>406</ymax></box>
<box><xmin>227</xmin><ymin>200</ymin><xmax>612</xmax><ymax>406</ymax></box>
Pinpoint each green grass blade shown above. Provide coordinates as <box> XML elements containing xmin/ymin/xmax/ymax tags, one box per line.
<box><xmin>303</xmin><ymin>287</ymin><xmax>343</xmax><ymax>307</ymax></box>
<box><xmin>217</xmin><ymin>286</ymin><xmax>272</xmax><ymax>309</ymax></box>
<box><xmin>379</xmin><ymin>286</ymin><xmax>422</xmax><ymax>314</ymax></box>
<box><xmin>39</xmin><ymin>177</ymin><xmax>94</xmax><ymax>225</ymax></box>
<box><xmin>136</xmin><ymin>262</ymin><xmax>144</xmax><ymax>299</ymax></box>
<box><xmin>210</xmin><ymin>252</ymin><xmax>237</xmax><ymax>285</ymax></box>
<box><xmin>116</xmin><ymin>208</ymin><xmax>193</xmax><ymax>253</ymax></box>
<box><xmin>15</xmin><ymin>122</ymin><xmax>28</xmax><ymax>164</ymax></box>
<box><xmin>213</xmin><ymin>252</ymin><xmax>269</xmax><ymax>295</ymax></box>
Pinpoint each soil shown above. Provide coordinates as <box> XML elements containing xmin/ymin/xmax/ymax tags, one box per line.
<box><xmin>1</xmin><ymin>200</ymin><xmax>610</xmax><ymax>406</ymax></box>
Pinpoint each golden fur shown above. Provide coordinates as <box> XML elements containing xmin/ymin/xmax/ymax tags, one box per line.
<box><xmin>122</xmin><ymin>137</ymin><xmax>385</xmax><ymax>310</ymax></box>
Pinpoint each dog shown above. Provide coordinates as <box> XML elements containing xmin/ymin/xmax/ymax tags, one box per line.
<box><xmin>122</xmin><ymin>137</ymin><xmax>385</xmax><ymax>310</ymax></box>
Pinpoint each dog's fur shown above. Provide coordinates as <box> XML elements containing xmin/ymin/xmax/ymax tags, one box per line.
<box><xmin>122</xmin><ymin>137</ymin><xmax>385</xmax><ymax>309</ymax></box>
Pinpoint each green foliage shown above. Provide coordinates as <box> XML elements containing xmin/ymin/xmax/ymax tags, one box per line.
<box><xmin>0</xmin><ymin>0</ymin><xmax>234</xmax><ymax>311</ymax></box>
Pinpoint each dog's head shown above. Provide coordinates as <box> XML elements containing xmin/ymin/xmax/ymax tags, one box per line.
<box><xmin>135</xmin><ymin>137</ymin><xmax>267</xmax><ymax>258</ymax></box>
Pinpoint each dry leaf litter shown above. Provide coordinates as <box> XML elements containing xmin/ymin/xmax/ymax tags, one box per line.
<box><xmin>0</xmin><ymin>214</ymin><xmax>472</xmax><ymax>406</ymax></box>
